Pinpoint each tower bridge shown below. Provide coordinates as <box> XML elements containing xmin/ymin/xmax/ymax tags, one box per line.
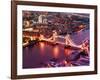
<box><xmin>23</xmin><ymin>30</ymin><xmax>89</xmax><ymax>52</ymax></box>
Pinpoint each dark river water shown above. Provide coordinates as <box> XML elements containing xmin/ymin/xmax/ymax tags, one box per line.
<box><xmin>23</xmin><ymin>30</ymin><xmax>90</xmax><ymax>69</ymax></box>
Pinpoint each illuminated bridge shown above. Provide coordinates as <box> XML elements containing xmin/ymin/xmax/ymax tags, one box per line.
<box><xmin>23</xmin><ymin>31</ymin><xmax>89</xmax><ymax>52</ymax></box>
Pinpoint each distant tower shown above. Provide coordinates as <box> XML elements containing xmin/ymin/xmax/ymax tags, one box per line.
<box><xmin>38</xmin><ymin>15</ymin><xmax>43</xmax><ymax>23</ymax></box>
<box><xmin>38</xmin><ymin>15</ymin><xmax>47</xmax><ymax>24</ymax></box>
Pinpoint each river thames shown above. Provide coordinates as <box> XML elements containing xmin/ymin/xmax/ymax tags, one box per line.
<box><xmin>23</xmin><ymin>29</ymin><xmax>89</xmax><ymax>68</ymax></box>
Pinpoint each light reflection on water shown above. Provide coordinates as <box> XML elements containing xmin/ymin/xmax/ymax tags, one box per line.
<box><xmin>23</xmin><ymin>30</ymin><xmax>89</xmax><ymax>68</ymax></box>
<box><xmin>64</xmin><ymin>49</ymin><xmax>73</xmax><ymax>56</ymax></box>
<box><xmin>23</xmin><ymin>42</ymin><xmax>77</xmax><ymax>68</ymax></box>
<box><xmin>39</xmin><ymin>42</ymin><xmax>45</xmax><ymax>53</ymax></box>
<box><xmin>53</xmin><ymin>46</ymin><xmax>59</xmax><ymax>58</ymax></box>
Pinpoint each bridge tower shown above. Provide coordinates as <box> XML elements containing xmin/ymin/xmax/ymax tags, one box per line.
<box><xmin>65</xmin><ymin>34</ymin><xmax>70</xmax><ymax>45</ymax></box>
<box><xmin>52</xmin><ymin>30</ymin><xmax>58</xmax><ymax>42</ymax></box>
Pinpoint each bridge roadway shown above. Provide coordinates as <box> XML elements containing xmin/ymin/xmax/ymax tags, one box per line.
<box><xmin>41</xmin><ymin>37</ymin><xmax>82</xmax><ymax>49</ymax></box>
<box><xmin>23</xmin><ymin>35</ymin><xmax>82</xmax><ymax>50</ymax></box>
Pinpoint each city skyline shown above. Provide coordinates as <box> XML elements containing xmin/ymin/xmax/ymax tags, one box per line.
<box><xmin>22</xmin><ymin>10</ymin><xmax>90</xmax><ymax>69</ymax></box>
